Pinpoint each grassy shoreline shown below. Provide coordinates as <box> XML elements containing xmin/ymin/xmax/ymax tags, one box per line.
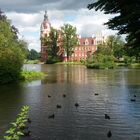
<box><xmin>55</xmin><ymin>61</ymin><xmax>83</xmax><ymax>65</ymax></box>
<box><xmin>20</xmin><ymin>70</ymin><xmax>45</xmax><ymax>81</ymax></box>
<box><xmin>86</xmin><ymin>62</ymin><xmax>140</xmax><ymax>69</ymax></box>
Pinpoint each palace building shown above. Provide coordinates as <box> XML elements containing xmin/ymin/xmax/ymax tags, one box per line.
<box><xmin>40</xmin><ymin>11</ymin><xmax>105</xmax><ymax>62</ymax></box>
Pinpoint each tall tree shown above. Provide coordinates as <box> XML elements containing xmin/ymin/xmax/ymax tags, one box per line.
<box><xmin>96</xmin><ymin>35</ymin><xmax>125</xmax><ymax>59</ymax></box>
<box><xmin>61</xmin><ymin>24</ymin><xmax>78</xmax><ymax>61</ymax></box>
<box><xmin>27</xmin><ymin>49</ymin><xmax>40</xmax><ymax>60</ymax></box>
<box><xmin>0</xmin><ymin>10</ymin><xmax>27</xmax><ymax>84</ymax></box>
<box><xmin>42</xmin><ymin>27</ymin><xmax>59</xmax><ymax>59</ymax></box>
<box><xmin>88</xmin><ymin>0</ymin><xmax>140</xmax><ymax>58</ymax></box>
<box><xmin>106</xmin><ymin>35</ymin><xmax>125</xmax><ymax>59</ymax></box>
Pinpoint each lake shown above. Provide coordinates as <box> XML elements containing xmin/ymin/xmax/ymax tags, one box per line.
<box><xmin>0</xmin><ymin>64</ymin><xmax>140</xmax><ymax>140</ymax></box>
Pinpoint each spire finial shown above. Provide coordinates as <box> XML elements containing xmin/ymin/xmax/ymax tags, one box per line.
<box><xmin>44</xmin><ymin>10</ymin><xmax>48</xmax><ymax>21</ymax></box>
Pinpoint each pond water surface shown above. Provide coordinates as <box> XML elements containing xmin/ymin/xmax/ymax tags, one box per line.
<box><xmin>0</xmin><ymin>64</ymin><xmax>140</xmax><ymax>140</ymax></box>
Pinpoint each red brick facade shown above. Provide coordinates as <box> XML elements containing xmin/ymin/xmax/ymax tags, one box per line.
<box><xmin>66</xmin><ymin>37</ymin><xmax>97</xmax><ymax>62</ymax></box>
<box><xmin>40</xmin><ymin>11</ymin><xmax>97</xmax><ymax>62</ymax></box>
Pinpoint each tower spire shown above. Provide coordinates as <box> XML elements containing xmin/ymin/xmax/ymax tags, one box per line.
<box><xmin>44</xmin><ymin>10</ymin><xmax>48</xmax><ymax>21</ymax></box>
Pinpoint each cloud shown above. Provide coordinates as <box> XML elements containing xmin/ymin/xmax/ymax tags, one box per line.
<box><xmin>2</xmin><ymin>0</ymin><xmax>118</xmax><ymax>52</ymax></box>
<box><xmin>0</xmin><ymin>0</ymin><xmax>95</xmax><ymax>13</ymax></box>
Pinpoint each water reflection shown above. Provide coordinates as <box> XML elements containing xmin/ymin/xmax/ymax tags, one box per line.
<box><xmin>0</xmin><ymin>83</ymin><xmax>27</xmax><ymax>137</ymax></box>
<box><xmin>0</xmin><ymin>64</ymin><xmax>140</xmax><ymax>140</ymax></box>
<box><xmin>41</xmin><ymin>65</ymin><xmax>88</xmax><ymax>84</ymax></box>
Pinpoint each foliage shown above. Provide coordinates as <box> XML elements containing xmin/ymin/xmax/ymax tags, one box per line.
<box><xmin>20</xmin><ymin>70</ymin><xmax>45</xmax><ymax>81</ymax></box>
<box><xmin>56</xmin><ymin>61</ymin><xmax>83</xmax><ymax>65</ymax></box>
<box><xmin>86</xmin><ymin>36</ymin><xmax>119</xmax><ymax>69</ymax></box>
<box><xmin>88</xmin><ymin>0</ymin><xmax>140</xmax><ymax>58</ymax></box>
<box><xmin>46</xmin><ymin>56</ymin><xmax>61</xmax><ymax>64</ymax></box>
<box><xmin>123</xmin><ymin>56</ymin><xmax>136</xmax><ymax>66</ymax></box>
<box><xmin>4</xmin><ymin>106</ymin><xmax>30</xmax><ymax>140</ymax></box>
<box><xmin>41</xmin><ymin>27</ymin><xmax>60</xmax><ymax>62</ymax></box>
<box><xmin>18</xmin><ymin>40</ymin><xmax>29</xmax><ymax>58</ymax></box>
<box><xmin>0</xmin><ymin>47</ymin><xmax>24</xmax><ymax>84</ymax></box>
<box><xmin>86</xmin><ymin>54</ymin><xmax>116</xmax><ymax>69</ymax></box>
<box><xmin>97</xmin><ymin>35</ymin><xmax>125</xmax><ymax>59</ymax></box>
<box><xmin>61</xmin><ymin>24</ymin><xmax>78</xmax><ymax>61</ymax></box>
<box><xmin>0</xmin><ymin>10</ymin><xmax>27</xmax><ymax>84</ymax></box>
<box><xmin>24</xmin><ymin>60</ymin><xmax>40</xmax><ymax>64</ymax></box>
<box><xmin>96</xmin><ymin>43</ymin><xmax>113</xmax><ymax>56</ymax></box>
<box><xmin>27</xmin><ymin>49</ymin><xmax>40</xmax><ymax>60</ymax></box>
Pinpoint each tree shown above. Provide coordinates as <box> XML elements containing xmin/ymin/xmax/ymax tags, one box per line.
<box><xmin>96</xmin><ymin>35</ymin><xmax>125</xmax><ymax>59</ymax></box>
<box><xmin>61</xmin><ymin>24</ymin><xmax>78</xmax><ymax>61</ymax></box>
<box><xmin>19</xmin><ymin>40</ymin><xmax>29</xmax><ymax>57</ymax></box>
<box><xmin>86</xmin><ymin>35</ymin><xmax>125</xmax><ymax>69</ymax></box>
<box><xmin>106</xmin><ymin>35</ymin><xmax>125</xmax><ymax>59</ymax></box>
<box><xmin>0</xmin><ymin>10</ymin><xmax>27</xmax><ymax>84</ymax></box>
<box><xmin>88</xmin><ymin>0</ymin><xmax>140</xmax><ymax>58</ymax></box>
<box><xmin>27</xmin><ymin>49</ymin><xmax>39</xmax><ymax>60</ymax></box>
<box><xmin>41</xmin><ymin>27</ymin><xmax>61</xmax><ymax>63</ymax></box>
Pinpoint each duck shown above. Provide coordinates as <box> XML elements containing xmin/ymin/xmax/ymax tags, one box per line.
<box><xmin>56</xmin><ymin>105</ymin><xmax>62</xmax><ymax>108</ymax></box>
<box><xmin>48</xmin><ymin>114</ymin><xmax>55</xmax><ymax>119</ymax></box>
<box><xmin>105</xmin><ymin>114</ymin><xmax>110</xmax><ymax>119</ymax></box>
<box><xmin>75</xmin><ymin>103</ymin><xmax>79</xmax><ymax>107</ymax></box>
<box><xmin>107</xmin><ymin>130</ymin><xmax>112</xmax><ymax>138</ymax></box>
<box><xmin>48</xmin><ymin>95</ymin><xmax>51</xmax><ymax>98</ymax></box>
<box><xmin>62</xmin><ymin>94</ymin><xmax>66</xmax><ymax>98</ymax></box>
<box><xmin>23</xmin><ymin>130</ymin><xmax>31</xmax><ymax>136</ymax></box>
<box><xmin>131</xmin><ymin>99</ymin><xmax>136</xmax><ymax>102</ymax></box>
<box><xmin>27</xmin><ymin>118</ymin><xmax>31</xmax><ymax>123</ymax></box>
<box><xmin>94</xmin><ymin>93</ymin><xmax>99</xmax><ymax>96</ymax></box>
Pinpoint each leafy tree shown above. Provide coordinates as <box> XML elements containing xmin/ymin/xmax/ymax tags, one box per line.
<box><xmin>96</xmin><ymin>35</ymin><xmax>125</xmax><ymax>59</ymax></box>
<box><xmin>106</xmin><ymin>35</ymin><xmax>125</xmax><ymax>59</ymax></box>
<box><xmin>86</xmin><ymin>53</ymin><xmax>115</xmax><ymax>69</ymax></box>
<box><xmin>86</xmin><ymin>35</ymin><xmax>125</xmax><ymax>69</ymax></box>
<box><xmin>61</xmin><ymin>24</ymin><xmax>78</xmax><ymax>61</ymax></box>
<box><xmin>88</xmin><ymin>0</ymin><xmax>140</xmax><ymax>58</ymax></box>
<box><xmin>19</xmin><ymin>40</ymin><xmax>29</xmax><ymax>58</ymax></box>
<box><xmin>41</xmin><ymin>27</ymin><xmax>61</xmax><ymax>63</ymax></box>
<box><xmin>27</xmin><ymin>49</ymin><xmax>39</xmax><ymax>60</ymax></box>
<box><xmin>0</xmin><ymin>10</ymin><xmax>27</xmax><ymax>84</ymax></box>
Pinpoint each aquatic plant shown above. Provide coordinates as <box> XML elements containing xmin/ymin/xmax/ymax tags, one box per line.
<box><xmin>4</xmin><ymin>105</ymin><xmax>30</xmax><ymax>140</ymax></box>
<box><xmin>20</xmin><ymin>70</ymin><xmax>45</xmax><ymax>81</ymax></box>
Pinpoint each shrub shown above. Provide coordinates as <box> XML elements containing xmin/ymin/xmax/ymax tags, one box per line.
<box><xmin>86</xmin><ymin>54</ymin><xmax>116</xmax><ymax>69</ymax></box>
<box><xmin>0</xmin><ymin>11</ymin><xmax>27</xmax><ymax>84</ymax></box>
<box><xmin>46</xmin><ymin>56</ymin><xmax>61</xmax><ymax>64</ymax></box>
<box><xmin>123</xmin><ymin>55</ymin><xmax>136</xmax><ymax>66</ymax></box>
<box><xmin>0</xmin><ymin>47</ymin><xmax>24</xmax><ymax>84</ymax></box>
<box><xmin>20</xmin><ymin>70</ymin><xmax>45</xmax><ymax>81</ymax></box>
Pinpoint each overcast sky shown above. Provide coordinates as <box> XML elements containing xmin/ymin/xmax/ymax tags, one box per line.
<box><xmin>0</xmin><ymin>0</ymin><xmax>117</xmax><ymax>51</ymax></box>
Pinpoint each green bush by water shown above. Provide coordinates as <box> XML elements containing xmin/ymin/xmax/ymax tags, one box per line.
<box><xmin>24</xmin><ymin>60</ymin><xmax>40</xmax><ymax>64</ymax></box>
<box><xmin>20</xmin><ymin>70</ymin><xmax>45</xmax><ymax>81</ymax></box>
<box><xmin>86</xmin><ymin>54</ymin><xmax>116</xmax><ymax>69</ymax></box>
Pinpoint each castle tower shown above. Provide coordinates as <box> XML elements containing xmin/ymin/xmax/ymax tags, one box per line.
<box><xmin>40</xmin><ymin>11</ymin><xmax>51</xmax><ymax>37</ymax></box>
<box><xmin>40</xmin><ymin>11</ymin><xmax>51</xmax><ymax>62</ymax></box>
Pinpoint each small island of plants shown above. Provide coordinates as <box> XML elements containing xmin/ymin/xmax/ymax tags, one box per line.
<box><xmin>20</xmin><ymin>70</ymin><xmax>45</xmax><ymax>81</ymax></box>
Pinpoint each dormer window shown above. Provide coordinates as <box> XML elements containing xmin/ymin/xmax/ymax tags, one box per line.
<box><xmin>85</xmin><ymin>39</ymin><xmax>89</xmax><ymax>45</ymax></box>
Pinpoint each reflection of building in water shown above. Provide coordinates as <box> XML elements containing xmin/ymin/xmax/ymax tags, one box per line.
<box><xmin>41</xmin><ymin>65</ymin><xmax>88</xmax><ymax>84</ymax></box>
<box><xmin>40</xmin><ymin>11</ymin><xmax>106</xmax><ymax>62</ymax></box>
<box><xmin>63</xmin><ymin>66</ymin><xmax>88</xmax><ymax>84</ymax></box>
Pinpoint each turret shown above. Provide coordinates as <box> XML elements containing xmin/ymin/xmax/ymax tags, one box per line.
<box><xmin>40</xmin><ymin>11</ymin><xmax>51</xmax><ymax>37</ymax></box>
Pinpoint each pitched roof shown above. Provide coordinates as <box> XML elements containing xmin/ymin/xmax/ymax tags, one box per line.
<box><xmin>78</xmin><ymin>37</ymin><xmax>95</xmax><ymax>46</ymax></box>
